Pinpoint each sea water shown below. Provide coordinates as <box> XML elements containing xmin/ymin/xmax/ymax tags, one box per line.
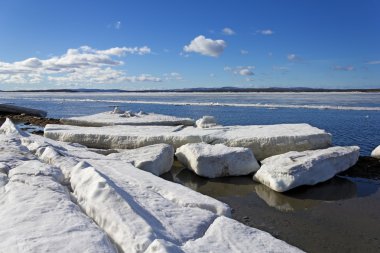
<box><xmin>1</xmin><ymin>91</ymin><xmax>379</xmax><ymax>155</ymax></box>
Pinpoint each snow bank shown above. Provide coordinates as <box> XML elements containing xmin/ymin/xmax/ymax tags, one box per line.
<box><xmin>254</xmin><ymin>146</ymin><xmax>360</xmax><ymax>192</ymax></box>
<box><xmin>107</xmin><ymin>144</ymin><xmax>174</xmax><ymax>175</ymax></box>
<box><xmin>145</xmin><ymin>216</ymin><xmax>303</xmax><ymax>253</ymax></box>
<box><xmin>0</xmin><ymin>159</ymin><xmax>116</xmax><ymax>253</ymax></box>
<box><xmin>371</xmin><ymin>145</ymin><xmax>380</xmax><ymax>159</ymax></box>
<box><xmin>175</xmin><ymin>143</ymin><xmax>260</xmax><ymax>178</ymax></box>
<box><xmin>61</xmin><ymin>111</ymin><xmax>194</xmax><ymax>127</ymax></box>
<box><xmin>44</xmin><ymin>123</ymin><xmax>332</xmax><ymax>160</ymax></box>
<box><xmin>195</xmin><ymin>116</ymin><xmax>218</xmax><ymax>128</ymax></box>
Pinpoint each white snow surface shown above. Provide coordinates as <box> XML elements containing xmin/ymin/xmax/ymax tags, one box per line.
<box><xmin>0</xmin><ymin>119</ymin><xmax>303</xmax><ymax>253</ymax></box>
<box><xmin>175</xmin><ymin>143</ymin><xmax>260</xmax><ymax>178</ymax></box>
<box><xmin>44</xmin><ymin>123</ymin><xmax>332</xmax><ymax>160</ymax></box>
<box><xmin>61</xmin><ymin>111</ymin><xmax>195</xmax><ymax>126</ymax></box>
<box><xmin>371</xmin><ymin>145</ymin><xmax>380</xmax><ymax>159</ymax></box>
<box><xmin>254</xmin><ymin>146</ymin><xmax>360</xmax><ymax>192</ymax></box>
<box><xmin>144</xmin><ymin>217</ymin><xmax>303</xmax><ymax>253</ymax></box>
<box><xmin>107</xmin><ymin>144</ymin><xmax>174</xmax><ymax>175</ymax></box>
<box><xmin>195</xmin><ymin>115</ymin><xmax>218</xmax><ymax>128</ymax></box>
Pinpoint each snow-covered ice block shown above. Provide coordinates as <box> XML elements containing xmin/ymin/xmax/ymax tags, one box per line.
<box><xmin>107</xmin><ymin>144</ymin><xmax>174</xmax><ymax>176</ymax></box>
<box><xmin>181</xmin><ymin>216</ymin><xmax>303</xmax><ymax>253</ymax></box>
<box><xmin>44</xmin><ymin>123</ymin><xmax>332</xmax><ymax>160</ymax></box>
<box><xmin>371</xmin><ymin>145</ymin><xmax>380</xmax><ymax>159</ymax></box>
<box><xmin>195</xmin><ymin>116</ymin><xmax>218</xmax><ymax>128</ymax></box>
<box><xmin>253</xmin><ymin>146</ymin><xmax>360</xmax><ymax>192</ymax></box>
<box><xmin>175</xmin><ymin>143</ymin><xmax>260</xmax><ymax>178</ymax></box>
<box><xmin>71</xmin><ymin>161</ymin><xmax>217</xmax><ymax>252</ymax></box>
<box><xmin>0</xmin><ymin>160</ymin><xmax>116</xmax><ymax>253</ymax></box>
<box><xmin>61</xmin><ymin>111</ymin><xmax>195</xmax><ymax>127</ymax></box>
<box><xmin>145</xmin><ymin>217</ymin><xmax>303</xmax><ymax>253</ymax></box>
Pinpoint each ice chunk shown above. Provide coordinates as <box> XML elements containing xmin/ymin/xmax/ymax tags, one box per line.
<box><xmin>0</xmin><ymin>160</ymin><xmax>116</xmax><ymax>253</ymax></box>
<box><xmin>0</xmin><ymin>118</ymin><xmax>28</xmax><ymax>137</ymax></box>
<box><xmin>71</xmin><ymin>161</ymin><xmax>217</xmax><ymax>252</ymax></box>
<box><xmin>371</xmin><ymin>145</ymin><xmax>380</xmax><ymax>159</ymax></box>
<box><xmin>146</xmin><ymin>216</ymin><xmax>303</xmax><ymax>253</ymax></box>
<box><xmin>175</xmin><ymin>143</ymin><xmax>260</xmax><ymax>178</ymax></box>
<box><xmin>195</xmin><ymin>116</ymin><xmax>218</xmax><ymax>128</ymax></box>
<box><xmin>108</xmin><ymin>144</ymin><xmax>174</xmax><ymax>175</ymax></box>
<box><xmin>61</xmin><ymin>111</ymin><xmax>195</xmax><ymax>126</ymax></box>
<box><xmin>44</xmin><ymin>123</ymin><xmax>332</xmax><ymax>160</ymax></box>
<box><xmin>253</xmin><ymin>146</ymin><xmax>360</xmax><ymax>192</ymax></box>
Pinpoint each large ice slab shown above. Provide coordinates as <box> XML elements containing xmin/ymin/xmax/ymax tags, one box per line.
<box><xmin>371</xmin><ymin>145</ymin><xmax>380</xmax><ymax>159</ymax></box>
<box><xmin>253</xmin><ymin>146</ymin><xmax>360</xmax><ymax>192</ymax></box>
<box><xmin>44</xmin><ymin>123</ymin><xmax>332</xmax><ymax>160</ymax></box>
<box><xmin>144</xmin><ymin>216</ymin><xmax>303</xmax><ymax>253</ymax></box>
<box><xmin>61</xmin><ymin>111</ymin><xmax>195</xmax><ymax>126</ymax></box>
<box><xmin>0</xmin><ymin>159</ymin><xmax>116</xmax><ymax>253</ymax></box>
<box><xmin>107</xmin><ymin>144</ymin><xmax>174</xmax><ymax>176</ymax></box>
<box><xmin>175</xmin><ymin>143</ymin><xmax>260</xmax><ymax>178</ymax></box>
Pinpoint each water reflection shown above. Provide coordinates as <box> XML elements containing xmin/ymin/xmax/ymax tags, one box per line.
<box><xmin>162</xmin><ymin>164</ymin><xmax>379</xmax><ymax>212</ymax></box>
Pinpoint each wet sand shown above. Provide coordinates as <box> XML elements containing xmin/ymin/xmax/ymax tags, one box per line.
<box><xmin>162</xmin><ymin>160</ymin><xmax>380</xmax><ymax>253</ymax></box>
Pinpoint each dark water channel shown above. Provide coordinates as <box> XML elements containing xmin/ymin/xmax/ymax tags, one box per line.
<box><xmin>162</xmin><ymin>160</ymin><xmax>380</xmax><ymax>253</ymax></box>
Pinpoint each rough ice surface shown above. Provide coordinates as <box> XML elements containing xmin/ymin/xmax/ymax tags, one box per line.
<box><xmin>44</xmin><ymin>123</ymin><xmax>332</xmax><ymax>160</ymax></box>
<box><xmin>0</xmin><ymin>121</ymin><xmax>117</xmax><ymax>253</ymax></box>
<box><xmin>254</xmin><ymin>146</ymin><xmax>360</xmax><ymax>192</ymax></box>
<box><xmin>61</xmin><ymin>111</ymin><xmax>195</xmax><ymax>126</ymax></box>
<box><xmin>108</xmin><ymin>144</ymin><xmax>174</xmax><ymax>175</ymax></box>
<box><xmin>371</xmin><ymin>145</ymin><xmax>380</xmax><ymax>159</ymax></box>
<box><xmin>195</xmin><ymin>115</ymin><xmax>218</xmax><ymax>128</ymax></box>
<box><xmin>175</xmin><ymin>143</ymin><xmax>260</xmax><ymax>178</ymax></box>
<box><xmin>145</xmin><ymin>217</ymin><xmax>303</xmax><ymax>253</ymax></box>
<box><xmin>1</xmin><ymin>119</ymin><xmax>303</xmax><ymax>253</ymax></box>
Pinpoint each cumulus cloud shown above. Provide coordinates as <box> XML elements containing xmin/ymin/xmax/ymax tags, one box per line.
<box><xmin>225</xmin><ymin>66</ymin><xmax>255</xmax><ymax>76</ymax></box>
<box><xmin>222</xmin><ymin>27</ymin><xmax>235</xmax><ymax>35</ymax></box>
<box><xmin>257</xmin><ymin>29</ymin><xmax>274</xmax><ymax>35</ymax></box>
<box><xmin>114</xmin><ymin>21</ymin><xmax>121</xmax><ymax>30</ymax></box>
<box><xmin>0</xmin><ymin>45</ymin><xmax>162</xmax><ymax>85</ymax></box>
<box><xmin>183</xmin><ymin>35</ymin><xmax>226</xmax><ymax>57</ymax></box>
<box><xmin>287</xmin><ymin>54</ymin><xmax>301</xmax><ymax>62</ymax></box>
<box><xmin>333</xmin><ymin>65</ymin><xmax>355</xmax><ymax>71</ymax></box>
<box><xmin>163</xmin><ymin>72</ymin><xmax>183</xmax><ymax>81</ymax></box>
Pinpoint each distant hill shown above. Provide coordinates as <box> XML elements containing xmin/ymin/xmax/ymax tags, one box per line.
<box><xmin>3</xmin><ymin>87</ymin><xmax>380</xmax><ymax>93</ymax></box>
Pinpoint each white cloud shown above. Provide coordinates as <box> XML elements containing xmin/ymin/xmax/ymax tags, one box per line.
<box><xmin>257</xmin><ymin>29</ymin><xmax>274</xmax><ymax>35</ymax></box>
<box><xmin>333</xmin><ymin>65</ymin><xmax>355</xmax><ymax>71</ymax></box>
<box><xmin>240</xmin><ymin>50</ymin><xmax>249</xmax><ymax>55</ymax></box>
<box><xmin>273</xmin><ymin>66</ymin><xmax>289</xmax><ymax>72</ymax></box>
<box><xmin>0</xmin><ymin>45</ymin><xmax>160</xmax><ymax>85</ymax></box>
<box><xmin>287</xmin><ymin>54</ymin><xmax>301</xmax><ymax>62</ymax></box>
<box><xmin>115</xmin><ymin>21</ymin><xmax>121</xmax><ymax>30</ymax></box>
<box><xmin>367</xmin><ymin>60</ymin><xmax>380</xmax><ymax>65</ymax></box>
<box><xmin>225</xmin><ymin>66</ymin><xmax>255</xmax><ymax>76</ymax></box>
<box><xmin>222</xmin><ymin>27</ymin><xmax>235</xmax><ymax>35</ymax></box>
<box><xmin>183</xmin><ymin>35</ymin><xmax>226</xmax><ymax>57</ymax></box>
<box><xmin>163</xmin><ymin>72</ymin><xmax>183</xmax><ymax>81</ymax></box>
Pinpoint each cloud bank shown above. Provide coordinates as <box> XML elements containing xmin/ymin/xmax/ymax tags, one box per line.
<box><xmin>0</xmin><ymin>45</ymin><xmax>161</xmax><ymax>85</ymax></box>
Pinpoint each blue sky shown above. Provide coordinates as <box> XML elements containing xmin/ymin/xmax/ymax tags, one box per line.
<box><xmin>0</xmin><ymin>0</ymin><xmax>379</xmax><ymax>90</ymax></box>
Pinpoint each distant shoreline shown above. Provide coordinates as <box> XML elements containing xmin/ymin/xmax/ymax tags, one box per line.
<box><xmin>1</xmin><ymin>87</ymin><xmax>380</xmax><ymax>93</ymax></box>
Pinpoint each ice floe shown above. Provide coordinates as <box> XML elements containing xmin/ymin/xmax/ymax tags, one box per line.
<box><xmin>0</xmin><ymin>159</ymin><xmax>116</xmax><ymax>252</ymax></box>
<box><xmin>195</xmin><ymin>115</ymin><xmax>218</xmax><ymax>128</ymax></box>
<box><xmin>60</xmin><ymin>111</ymin><xmax>195</xmax><ymax>127</ymax></box>
<box><xmin>253</xmin><ymin>146</ymin><xmax>360</xmax><ymax>192</ymax></box>
<box><xmin>44</xmin><ymin>123</ymin><xmax>332</xmax><ymax>160</ymax></box>
<box><xmin>371</xmin><ymin>145</ymin><xmax>380</xmax><ymax>159</ymax></box>
<box><xmin>107</xmin><ymin>144</ymin><xmax>174</xmax><ymax>175</ymax></box>
<box><xmin>175</xmin><ymin>143</ymin><xmax>260</xmax><ymax>178</ymax></box>
<box><xmin>145</xmin><ymin>216</ymin><xmax>303</xmax><ymax>253</ymax></box>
